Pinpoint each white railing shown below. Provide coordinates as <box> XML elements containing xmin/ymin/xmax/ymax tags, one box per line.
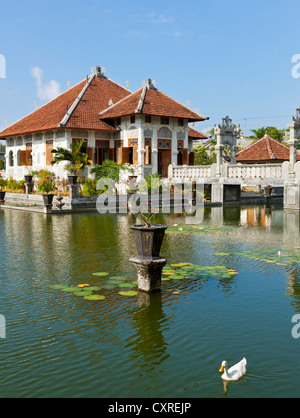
<box><xmin>226</xmin><ymin>164</ymin><xmax>283</xmax><ymax>179</ymax></box>
<box><xmin>171</xmin><ymin>165</ymin><xmax>212</xmax><ymax>179</ymax></box>
<box><xmin>169</xmin><ymin>163</ymin><xmax>287</xmax><ymax>181</ymax></box>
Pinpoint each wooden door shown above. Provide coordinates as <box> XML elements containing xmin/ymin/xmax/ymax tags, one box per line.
<box><xmin>158</xmin><ymin>150</ymin><xmax>171</xmax><ymax>178</ymax></box>
<box><xmin>19</xmin><ymin>150</ymin><xmax>27</xmax><ymax>166</ymax></box>
<box><xmin>46</xmin><ymin>140</ymin><xmax>53</xmax><ymax>165</ymax></box>
<box><xmin>121</xmin><ymin>147</ymin><xmax>130</xmax><ymax>164</ymax></box>
<box><xmin>129</xmin><ymin>139</ymin><xmax>138</xmax><ymax>165</ymax></box>
<box><xmin>26</xmin><ymin>143</ymin><xmax>32</xmax><ymax>166</ymax></box>
<box><xmin>189</xmin><ymin>151</ymin><xmax>194</xmax><ymax>166</ymax></box>
<box><xmin>87</xmin><ymin>147</ymin><xmax>94</xmax><ymax>165</ymax></box>
<box><xmin>182</xmin><ymin>148</ymin><xmax>189</xmax><ymax>165</ymax></box>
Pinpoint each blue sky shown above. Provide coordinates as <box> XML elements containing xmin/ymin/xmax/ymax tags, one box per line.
<box><xmin>0</xmin><ymin>0</ymin><xmax>300</xmax><ymax>138</ymax></box>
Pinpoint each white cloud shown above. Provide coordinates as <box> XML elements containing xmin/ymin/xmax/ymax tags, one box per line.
<box><xmin>148</xmin><ymin>12</ymin><xmax>175</xmax><ymax>24</ymax></box>
<box><xmin>30</xmin><ymin>66</ymin><xmax>61</xmax><ymax>102</ymax></box>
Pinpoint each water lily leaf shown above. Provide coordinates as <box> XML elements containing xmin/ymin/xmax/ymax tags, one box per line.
<box><xmin>117</xmin><ymin>283</ymin><xmax>137</xmax><ymax>288</ymax></box>
<box><xmin>92</xmin><ymin>272</ymin><xmax>109</xmax><ymax>276</ymax></box>
<box><xmin>101</xmin><ymin>284</ymin><xmax>116</xmax><ymax>290</ymax></box>
<box><xmin>87</xmin><ymin>286</ymin><xmax>102</xmax><ymax>291</ymax></box>
<box><xmin>109</xmin><ymin>276</ymin><xmax>129</xmax><ymax>280</ymax></box>
<box><xmin>214</xmin><ymin>253</ymin><xmax>230</xmax><ymax>256</ymax></box>
<box><xmin>61</xmin><ymin>287</ymin><xmax>80</xmax><ymax>292</ymax></box>
<box><xmin>108</xmin><ymin>279</ymin><xmax>126</xmax><ymax>284</ymax></box>
<box><xmin>73</xmin><ymin>290</ymin><xmax>93</xmax><ymax>297</ymax></box>
<box><xmin>84</xmin><ymin>294</ymin><xmax>106</xmax><ymax>301</ymax></box>
<box><xmin>119</xmin><ymin>291</ymin><xmax>138</xmax><ymax>296</ymax></box>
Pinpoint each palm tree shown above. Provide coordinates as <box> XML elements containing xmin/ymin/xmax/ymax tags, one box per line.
<box><xmin>51</xmin><ymin>139</ymin><xmax>91</xmax><ymax>174</ymax></box>
<box><xmin>249</xmin><ymin>127</ymin><xmax>266</xmax><ymax>141</ymax></box>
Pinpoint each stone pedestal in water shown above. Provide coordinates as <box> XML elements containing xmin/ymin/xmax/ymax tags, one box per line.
<box><xmin>130</xmin><ymin>256</ymin><xmax>167</xmax><ymax>293</ymax></box>
<box><xmin>129</xmin><ymin>224</ymin><xmax>168</xmax><ymax>293</ymax></box>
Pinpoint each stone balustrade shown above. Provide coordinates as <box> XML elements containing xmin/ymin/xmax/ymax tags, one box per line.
<box><xmin>168</xmin><ymin>162</ymin><xmax>296</xmax><ymax>184</ymax></box>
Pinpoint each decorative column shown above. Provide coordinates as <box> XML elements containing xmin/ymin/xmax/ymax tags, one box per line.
<box><xmin>138</xmin><ymin>124</ymin><xmax>145</xmax><ymax>179</ymax></box>
<box><xmin>214</xmin><ymin>115</ymin><xmax>240</xmax><ymax>166</ymax></box>
<box><xmin>212</xmin><ymin>116</ymin><xmax>240</xmax><ymax>203</ymax></box>
<box><xmin>284</xmin><ymin>107</ymin><xmax>300</xmax><ymax>210</ymax></box>
<box><xmin>287</xmin><ymin>107</ymin><xmax>300</xmax><ymax>179</ymax></box>
<box><xmin>152</xmin><ymin>123</ymin><xmax>158</xmax><ymax>174</ymax></box>
<box><xmin>171</xmin><ymin>125</ymin><xmax>178</xmax><ymax>166</ymax></box>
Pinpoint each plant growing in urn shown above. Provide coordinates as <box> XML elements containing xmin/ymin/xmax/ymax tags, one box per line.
<box><xmin>36</xmin><ymin>169</ymin><xmax>57</xmax><ymax>206</ymax></box>
<box><xmin>51</xmin><ymin>139</ymin><xmax>91</xmax><ymax>184</ymax></box>
<box><xmin>130</xmin><ymin>202</ymin><xmax>168</xmax><ymax>261</ymax></box>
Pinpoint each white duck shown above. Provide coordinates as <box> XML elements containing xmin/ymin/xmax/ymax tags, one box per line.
<box><xmin>219</xmin><ymin>358</ymin><xmax>247</xmax><ymax>381</ymax></box>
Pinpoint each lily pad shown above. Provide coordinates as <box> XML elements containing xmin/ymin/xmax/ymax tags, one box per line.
<box><xmin>119</xmin><ymin>291</ymin><xmax>138</xmax><ymax>296</ymax></box>
<box><xmin>73</xmin><ymin>290</ymin><xmax>93</xmax><ymax>297</ymax></box>
<box><xmin>117</xmin><ymin>283</ymin><xmax>137</xmax><ymax>288</ymax></box>
<box><xmin>101</xmin><ymin>284</ymin><xmax>116</xmax><ymax>290</ymax></box>
<box><xmin>61</xmin><ymin>287</ymin><xmax>81</xmax><ymax>292</ymax></box>
<box><xmin>92</xmin><ymin>272</ymin><xmax>109</xmax><ymax>277</ymax></box>
<box><xmin>87</xmin><ymin>286</ymin><xmax>102</xmax><ymax>291</ymax></box>
<box><xmin>84</xmin><ymin>294</ymin><xmax>106</xmax><ymax>301</ymax></box>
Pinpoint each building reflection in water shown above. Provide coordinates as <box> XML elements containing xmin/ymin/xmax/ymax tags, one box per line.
<box><xmin>286</xmin><ymin>269</ymin><xmax>300</xmax><ymax>313</ymax></box>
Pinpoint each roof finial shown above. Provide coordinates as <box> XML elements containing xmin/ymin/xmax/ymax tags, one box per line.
<box><xmin>96</xmin><ymin>66</ymin><xmax>106</xmax><ymax>78</ymax></box>
<box><xmin>146</xmin><ymin>77</ymin><xmax>156</xmax><ymax>90</ymax></box>
<box><xmin>265</xmin><ymin>129</ymin><xmax>269</xmax><ymax>137</ymax></box>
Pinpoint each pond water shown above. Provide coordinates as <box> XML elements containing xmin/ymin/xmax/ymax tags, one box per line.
<box><xmin>1</xmin><ymin>204</ymin><xmax>300</xmax><ymax>398</ymax></box>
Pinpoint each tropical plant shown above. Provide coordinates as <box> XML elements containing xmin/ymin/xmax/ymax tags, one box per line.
<box><xmin>138</xmin><ymin>201</ymin><xmax>159</xmax><ymax>227</ymax></box>
<box><xmin>194</xmin><ymin>146</ymin><xmax>216</xmax><ymax>165</ymax></box>
<box><xmin>35</xmin><ymin>169</ymin><xmax>57</xmax><ymax>194</ymax></box>
<box><xmin>0</xmin><ymin>173</ymin><xmax>6</xmax><ymax>191</ymax></box>
<box><xmin>5</xmin><ymin>177</ymin><xmax>25</xmax><ymax>192</ymax></box>
<box><xmin>249</xmin><ymin>126</ymin><xmax>286</xmax><ymax>142</ymax></box>
<box><xmin>82</xmin><ymin>178</ymin><xmax>100</xmax><ymax>196</ymax></box>
<box><xmin>90</xmin><ymin>160</ymin><xmax>134</xmax><ymax>183</ymax></box>
<box><xmin>141</xmin><ymin>173</ymin><xmax>163</xmax><ymax>194</ymax></box>
<box><xmin>51</xmin><ymin>139</ymin><xmax>91</xmax><ymax>174</ymax></box>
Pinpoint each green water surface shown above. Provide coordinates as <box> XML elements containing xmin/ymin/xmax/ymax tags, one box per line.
<box><xmin>0</xmin><ymin>205</ymin><xmax>300</xmax><ymax>398</ymax></box>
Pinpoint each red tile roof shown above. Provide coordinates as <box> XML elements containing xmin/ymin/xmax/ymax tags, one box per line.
<box><xmin>188</xmin><ymin>127</ymin><xmax>208</xmax><ymax>140</ymax></box>
<box><xmin>99</xmin><ymin>84</ymin><xmax>208</xmax><ymax>122</ymax></box>
<box><xmin>0</xmin><ymin>74</ymin><xmax>208</xmax><ymax>139</ymax></box>
<box><xmin>0</xmin><ymin>75</ymin><xmax>131</xmax><ymax>138</ymax></box>
<box><xmin>236</xmin><ymin>134</ymin><xmax>299</xmax><ymax>162</ymax></box>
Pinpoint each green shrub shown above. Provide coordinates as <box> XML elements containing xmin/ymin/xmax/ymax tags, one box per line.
<box><xmin>82</xmin><ymin>178</ymin><xmax>99</xmax><ymax>196</ymax></box>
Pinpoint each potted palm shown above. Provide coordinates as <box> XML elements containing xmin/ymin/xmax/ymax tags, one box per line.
<box><xmin>0</xmin><ymin>173</ymin><xmax>7</xmax><ymax>204</ymax></box>
<box><xmin>130</xmin><ymin>203</ymin><xmax>168</xmax><ymax>260</ymax></box>
<box><xmin>36</xmin><ymin>169</ymin><xmax>57</xmax><ymax>206</ymax></box>
<box><xmin>51</xmin><ymin>139</ymin><xmax>91</xmax><ymax>184</ymax></box>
